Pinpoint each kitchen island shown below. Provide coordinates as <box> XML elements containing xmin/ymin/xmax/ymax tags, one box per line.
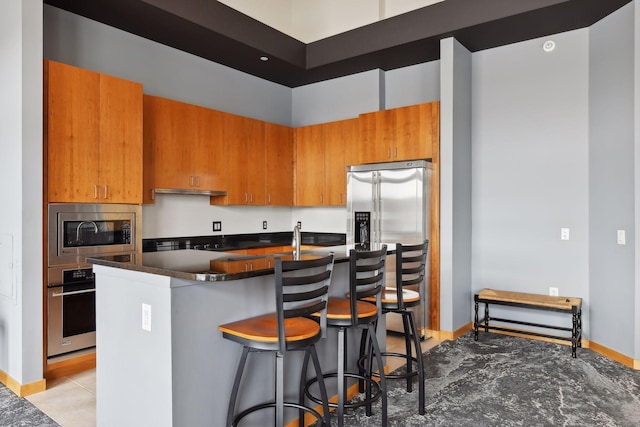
<box><xmin>88</xmin><ymin>245</ymin><xmax>390</xmax><ymax>427</ymax></box>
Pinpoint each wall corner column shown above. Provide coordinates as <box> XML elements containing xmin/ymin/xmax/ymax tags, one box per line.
<box><xmin>439</xmin><ymin>37</ymin><xmax>473</xmax><ymax>334</ymax></box>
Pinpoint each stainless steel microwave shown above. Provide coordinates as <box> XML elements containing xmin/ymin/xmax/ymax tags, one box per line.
<box><xmin>48</xmin><ymin>203</ymin><xmax>142</xmax><ymax>267</ymax></box>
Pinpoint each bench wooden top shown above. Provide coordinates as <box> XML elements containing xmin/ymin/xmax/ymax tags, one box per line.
<box><xmin>478</xmin><ymin>288</ymin><xmax>582</xmax><ymax>310</ymax></box>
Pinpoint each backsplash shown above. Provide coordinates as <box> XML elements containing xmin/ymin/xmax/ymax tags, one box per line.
<box><xmin>141</xmin><ymin>193</ymin><xmax>347</xmax><ymax>238</ymax></box>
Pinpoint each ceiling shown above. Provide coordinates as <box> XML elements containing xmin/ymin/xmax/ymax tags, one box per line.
<box><xmin>44</xmin><ymin>0</ymin><xmax>631</xmax><ymax>88</ymax></box>
<box><xmin>216</xmin><ymin>0</ymin><xmax>447</xmax><ymax>43</ymax></box>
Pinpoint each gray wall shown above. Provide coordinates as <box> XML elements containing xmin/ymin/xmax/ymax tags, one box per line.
<box><xmin>291</xmin><ymin>69</ymin><xmax>382</xmax><ymax>126</ymax></box>
<box><xmin>384</xmin><ymin>61</ymin><xmax>440</xmax><ymax>109</ymax></box>
<box><xmin>43</xmin><ymin>5</ymin><xmax>292</xmax><ymax>126</ymax></box>
<box><xmin>440</xmin><ymin>38</ymin><xmax>472</xmax><ymax>333</ymax></box>
<box><xmin>0</xmin><ymin>0</ymin><xmax>43</xmax><ymax>384</ymax></box>
<box><xmin>635</xmin><ymin>1</ymin><xmax>640</xmax><ymax>360</ymax></box>
<box><xmin>471</xmin><ymin>28</ymin><xmax>591</xmax><ymax>333</ymax></box>
<box><xmin>589</xmin><ymin>4</ymin><xmax>636</xmax><ymax>356</ymax></box>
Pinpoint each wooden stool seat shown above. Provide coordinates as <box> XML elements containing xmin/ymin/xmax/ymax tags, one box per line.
<box><xmin>323</xmin><ymin>297</ymin><xmax>378</xmax><ymax>320</ymax></box>
<box><xmin>219</xmin><ymin>313</ymin><xmax>320</xmax><ymax>344</ymax></box>
<box><xmin>380</xmin><ymin>288</ymin><xmax>420</xmax><ymax>305</ymax></box>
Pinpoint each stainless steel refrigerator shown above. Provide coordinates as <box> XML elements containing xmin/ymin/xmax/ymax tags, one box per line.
<box><xmin>346</xmin><ymin>160</ymin><xmax>432</xmax><ymax>339</ymax></box>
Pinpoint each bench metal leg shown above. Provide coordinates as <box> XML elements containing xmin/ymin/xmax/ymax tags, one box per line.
<box><xmin>571</xmin><ymin>306</ymin><xmax>581</xmax><ymax>358</ymax></box>
<box><xmin>483</xmin><ymin>302</ymin><xmax>489</xmax><ymax>333</ymax></box>
<box><xmin>473</xmin><ymin>295</ymin><xmax>479</xmax><ymax>341</ymax></box>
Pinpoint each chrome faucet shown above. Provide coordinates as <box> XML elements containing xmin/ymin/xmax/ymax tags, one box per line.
<box><xmin>76</xmin><ymin>221</ymin><xmax>99</xmax><ymax>243</ymax></box>
<box><xmin>292</xmin><ymin>224</ymin><xmax>301</xmax><ymax>260</ymax></box>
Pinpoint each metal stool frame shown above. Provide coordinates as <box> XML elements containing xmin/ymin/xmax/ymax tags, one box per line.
<box><xmin>303</xmin><ymin>246</ymin><xmax>388</xmax><ymax>427</ymax></box>
<box><xmin>359</xmin><ymin>240</ymin><xmax>428</xmax><ymax>415</ymax></box>
<box><xmin>221</xmin><ymin>254</ymin><xmax>335</xmax><ymax>427</ymax></box>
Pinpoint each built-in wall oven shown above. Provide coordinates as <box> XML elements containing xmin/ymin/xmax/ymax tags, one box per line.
<box><xmin>47</xmin><ymin>203</ymin><xmax>141</xmax><ymax>358</ymax></box>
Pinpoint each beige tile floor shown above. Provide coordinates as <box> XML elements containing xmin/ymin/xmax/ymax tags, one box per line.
<box><xmin>26</xmin><ymin>334</ymin><xmax>442</xmax><ymax>426</ymax></box>
<box><xmin>26</xmin><ymin>368</ymin><xmax>96</xmax><ymax>427</ymax></box>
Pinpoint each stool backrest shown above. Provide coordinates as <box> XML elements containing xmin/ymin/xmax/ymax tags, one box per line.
<box><xmin>275</xmin><ymin>253</ymin><xmax>335</xmax><ymax>353</ymax></box>
<box><xmin>394</xmin><ymin>240</ymin><xmax>429</xmax><ymax>310</ymax></box>
<box><xmin>349</xmin><ymin>245</ymin><xmax>387</xmax><ymax>325</ymax></box>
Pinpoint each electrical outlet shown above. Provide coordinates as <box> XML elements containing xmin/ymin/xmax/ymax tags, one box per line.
<box><xmin>142</xmin><ymin>303</ymin><xmax>152</xmax><ymax>331</ymax></box>
<box><xmin>549</xmin><ymin>287</ymin><xmax>559</xmax><ymax>297</ymax></box>
<box><xmin>263</xmin><ymin>220</ymin><xmax>267</xmax><ymax>230</ymax></box>
<box><xmin>560</xmin><ymin>228</ymin><xmax>570</xmax><ymax>241</ymax></box>
<box><xmin>213</xmin><ymin>221</ymin><xmax>222</xmax><ymax>232</ymax></box>
<box><xmin>297</xmin><ymin>221</ymin><xmax>302</xmax><ymax>229</ymax></box>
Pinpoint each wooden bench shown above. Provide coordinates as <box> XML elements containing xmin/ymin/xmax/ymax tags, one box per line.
<box><xmin>474</xmin><ymin>288</ymin><xmax>583</xmax><ymax>357</ymax></box>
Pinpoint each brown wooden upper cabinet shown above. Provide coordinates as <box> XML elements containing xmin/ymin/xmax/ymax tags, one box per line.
<box><xmin>45</xmin><ymin>60</ymin><xmax>143</xmax><ymax>203</ymax></box>
<box><xmin>143</xmin><ymin>95</ymin><xmax>227</xmax><ymax>202</ymax></box>
<box><xmin>295</xmin><ymin>118</ymin><xmax>358</xmax><ymax>206</ymax></box>
<box><xmin>358</xmin><ymin>101</ymin><xmax>440</xmax><ymax>164</ymax></box>
<box><xmin>212</xmin><ymin>114</ymin><xmax>266</xmax><ymax>205</ymax></box>
<box><xmin>212</xmin><ymin>118</ymin><xmax>294</xmax><ymax>206</ymax></box>
<box><xmin>264</xmin><ymin>123</ymin><xmax>294</xmax><ymax>206</ymax></box>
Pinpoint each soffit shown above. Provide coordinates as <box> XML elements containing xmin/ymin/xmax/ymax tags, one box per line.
<box><xmin>44</xmin><ymin>0</ymin><xmax>632</xmax><ymax>88</ymax></box>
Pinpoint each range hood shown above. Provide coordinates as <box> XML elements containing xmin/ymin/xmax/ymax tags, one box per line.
<box><xmin>154</xmin><ymin>188</ymin><xmax>228</xmax><ymax>197</ymax></box>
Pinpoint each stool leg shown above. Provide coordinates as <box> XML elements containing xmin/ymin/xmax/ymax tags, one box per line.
<box><xmin>364</xmin><ymin>329</ymin><xmax>374</xmax><ymax>417</ymax></box>
<box><xmin>367</xmin><ymin>323</ymin><xmax>387</xmax><ymax>427</ymax></box>
<box><xmin>227</xmin><ymin>346</ymin><xmax>250</xmax><ymax>427</ymax></box>
<box><xmin>298</xmin><ymin>350</ymin><xmax>311</xmax><ymax>427</ymax></box>
<box><xmin>309</xmin><ymin>345</ymin><xmax>331</xmax><ymax>427</ymax></box>
<box><xmin>408</xmin><ymin>310</ymin><xmax>425</xmax><ymax>415</ymax></box>
<box><xmin>402</xmin><ymin>312</ymin><xmax>413</xmax><ymax>392</ymax></box>
<box><xmin>358</xmin><ymin>326</ymin><xmax>370</xmax><ymax>393</ymax></box>
<box><xmin>338</xmin><ymin>327</ymin><xmax>346</xmax><ymax>427</ymax></box>
<box><xmin>275</xmin><ymin>351</ymin><xmax>284</xmax><ymax>427</ymax></box>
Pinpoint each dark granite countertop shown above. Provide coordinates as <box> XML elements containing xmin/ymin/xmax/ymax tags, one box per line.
<box><xmin>142</xmin><ymin>232</ymin><xmax>345</xmax><ymax>252</ymax></box>
<box><xmin>88</xmin><ymin>243</ymin><xmax>394</xmax><ymax>283</ymax></box>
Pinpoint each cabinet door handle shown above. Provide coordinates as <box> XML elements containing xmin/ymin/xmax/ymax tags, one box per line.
<box><xmin>244</xmin><ymin>193</ymin><xmax>248</xmax><ymax>203</ymax></box>
<box><xmin>394</xmin><ymin>147</ymin><xmax>397</xmax><ymax>159</ymax></box>
<box><xmin>268</xmin><ymin>194</ymin><xmax>271</xmax><ymax>204</ymax></box>
<box><xmin>320</xmin><ymin>194</ymin><xmax>324</xmax><ymax>204</ymax></box>
<box><xmin>94</xmin><ymin>184</ymin><xmax>98</xmax><ymax>199</ymax></box>
<box><xmin>151</xmin><ymin>189</ymin><xmax>155</xmax><ymax>201</ymax></box>
<box><xmin>250</xmin><ymin>193</ymin><xmax>253</xmax><ymax>203</ymax></box>
<box><xmin>104</xmin><ymin>185</ymin><xmax>108</xmax><ymax>199</ymax></box>
<box><xmin>196</xmin><ymin>176</ymin><xmax>201</xmax><ymax>187</ymax></box>
<box><xmin>190</xmin><ymin>176</ymin><xmax>194</xmax><ymax>187</ymax></box>
<box><xmin>387</xmin><ymin>147</ymin><xmax>391</xmax><ymax>159</ymax></box>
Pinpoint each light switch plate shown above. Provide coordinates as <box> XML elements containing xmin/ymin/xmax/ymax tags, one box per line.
<box><xmin>142</xmin><ymin>303</ymin><xmax>152</xmax><ymax>331</ymax></box>
<box><xmin>617</xmin><ymin>230</ymin><xmax>626</xmax><ymax>245</ymax></box>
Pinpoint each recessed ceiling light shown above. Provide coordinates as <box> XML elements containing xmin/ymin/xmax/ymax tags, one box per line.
<box><xmin>543</xmin><ymin>40</ymin><xmax>555</xmax><ymax>52</ymax></box>
<box><xmin>260</xmin><ymin>56</ymin><xmax>269</xmax><ymax>61</ymax></box>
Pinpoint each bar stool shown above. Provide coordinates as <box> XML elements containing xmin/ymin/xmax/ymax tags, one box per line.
<box><xmin>304</xmin><ymin>245</ymin><xmax>388</xmax><ymax>427</ymax></box>
<box><xmin>360</xmin><ymin>240</ymin><xmax>429</xmax><ymax>415</ymax></box>
<box><xmin>218</xmin><ymin>254</ymin><xmax>335</xmax><ymax>427</ymax></box>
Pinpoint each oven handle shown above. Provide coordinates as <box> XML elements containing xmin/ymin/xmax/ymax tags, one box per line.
<box><xmin>50</xmin><ymin>288</ymin><xmax>96</xmax><ymax>297</ymax></box>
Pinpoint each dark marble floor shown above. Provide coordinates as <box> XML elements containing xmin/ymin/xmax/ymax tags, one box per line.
<box><xmin>0</xmin><ymin>383</ymin><xmax>59</xmax><ymax>426</ymax></box>
<box><xmin>329</xmin><ymin>332</ymin><xmax>640</xmax><ymax>426</ymax></box>
<box><xmin>5</xmin><ymin>333</ymin><xmax>640</xmax><ymax>426</ymax></box>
